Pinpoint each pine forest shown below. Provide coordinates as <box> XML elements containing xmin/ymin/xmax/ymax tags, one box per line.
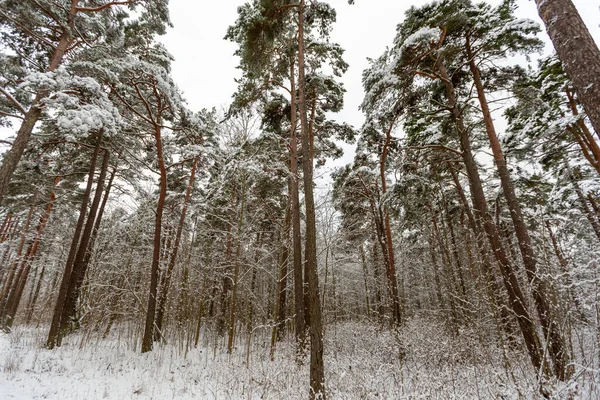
<box><xmin>0</xmin><ymin>0</ymin><xmax>600</xmax><ymax>398</ymax></box>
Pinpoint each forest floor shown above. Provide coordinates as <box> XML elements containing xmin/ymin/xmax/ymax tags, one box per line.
<box><xmin>0</xmin><ymin>318</ymin><xmax>596</xmax><ymax>399</ymax></box>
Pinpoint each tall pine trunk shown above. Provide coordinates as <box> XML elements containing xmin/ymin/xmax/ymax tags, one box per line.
<box><xmin>154</xmin><ymin>158</ymin><xmax>198</xmax><ymax>343</ymax></box>
<box><xmin>141</xmin><ymin>124</ymin><xmax>168</xmax><ymax>353</ymax></box>
<box><xmin>47</xmin><ymin>132</ymin><xmax>103</xmax><ymax>349</ymax></box>
<box><xmin>3</xmin><ymin>177</ymin><xmax>59</xmax><ymax>330</ymax></box>
<box><xmin>0</xmin><ymin>0</ymin><xmax>78</xmax><ymax>204</ymax></box>
<box><xmin>271</xmin><ymin>193</ymin><xmax>291</xmax><ymax>357</ymax></box>
<box><xmin>535</xmin><ymin>0</ymin><xmax>600</xmax><ymax>136</ymax></box>
<box><xmin>0</xmin><ymin>195</ymin><xmax>36</xmax><ymax>317</ymax></box>
<box><xmin>227</xmin><ymin>173</ymin><xmax>246</xmax><ymax>353</ymax></box>
<box><xmin>59</xmin><ymin>150</ymin><xmax>110</xmax><ymax>335</ymax></box>
<box><xmin>289</xmin><ymin>58</ymin><xmax>306</xmax><ymax>348</ymax></box>
<box><xmin>466</xmin><ymin>44</ymin><xmax>570</xmax><ymax>380</ymax></box>
<box><xmin>298</xmin><ymin>1</ymin><xmax>325</xmax><ymax>397</ymax></box>
<box><xmin>379</xmin><ymin>119</ymin><xmax>402</xmax><ymax>326</ymax></box>
<box><xmin>436</xmin><ymin>59</ymin><xmax>545</xmax><ymax>375</ymax></box>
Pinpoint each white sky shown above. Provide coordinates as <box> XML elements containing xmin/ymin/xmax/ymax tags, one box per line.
<box><xmin>160</xmin><ymin>0</ymin><xmax>600</xmax><ymax>127</ymax></box>
<box><xmin>159</xmin><ymin>0</ymin><xmax>600</xmax><ymax>184</ymax></box>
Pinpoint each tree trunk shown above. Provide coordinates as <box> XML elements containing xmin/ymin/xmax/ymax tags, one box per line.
<box><xmin>431</xmin><ymin>210</ymin><xmax>459</xmax><ymax>332</ymax></box>
<box><xmin>545</xmin><ymin>220</ymin><xmax>582</xmax><ymax>317</ymax></box>
<box><xmin>59</xmin><ymin>151</ymin><xmax>110</xmax><ymax>335</ymax></box>
<box><xmin>436</xmin><ymin>59</ymin><xmax>545</xmax><ymax>375</ymax></box>
<box><xmin>436</xmin><ymin>172</ymin><xmax>467</xmax><ymax>299</ymax></box>
<box><xmin>535</xmin><ymin>0</ymin><xmax>600</xmax><ymax>136</ymax></box>
<box><xmin>379</xmin><ymin>119</ymin><xmax>402</xmax><ymax>326</ymax></box>
<box><xmin>448</xmin><ymin>162</ymin><xmax>518</xmax><ymax>345</ymax></box>
<box><xmin>194</xmin><ymin>241</ymin><xmax>213</xmax><ymax>348</ymax></box>
<box><xmin>289</xmin><ymin>58</ymin><xmax>306</xmax><ymax>348</ymax></box>
<box><xmin>154</xmin><ymin>158</ymin><xmax>198</xmax><ymax>343</ymax></box>
<box><xmin>0</xmin><ymin>0</ymin><xmax>78</xmax><ymax>204</ymax></box>
<box><xmin>141</xmin><ymin>124</ymin><xmax>168</xmax><ymax>354</ymax></box>
<box><xmin>227</xmin><ymin>173</ymin><xmax>246</xmax><ymax>353</ymax></box>
<box><xmin>25</xmin><ymin>262</ymin><xmax>45</xmax><ymax>324</ymax></box>
<box><xmin>467</xmin><ymin>44</ymin><xmax>569</xmax><ymax>380</ymax></box>
<box><xmin>365</xmin><ymin>187</ymin><xmax>396</xmax><ymax>322</ymax></box>
<box><xmin>298</xmin><ymin>1</ymin><xmax>325</xmax><ymax>397</ymax></box>
<box><xmin>3</xmin><ymin>176</ymin><xmax>59</xmax><ymax>330</ymax></box>
<box><xmin>47</xmin><ymin>132</ymin><xmax>103</xmax><ymax>349</ymax></box>
<box><xmin>271</xmin><ymin>195</ymin><xmax>291</xmax><ymax>356</ymax></box>
<box><xmin>359</xmin><ymin>244</ymin><xmax>372</xmax><ymax>317</ymax></box>
<box><xmin>570</xmin><ymin>169</ymin><xmax>600</xmax><ymax>242</ymax></box>
<box><xmin>75</xmin><ymin>166</ymin><xmax>116</xmax><ymax>295</ymax></box>
<box><xmin>0</xmin><ymin>214</ymin><xmax>12</xmax><ymax>243</ymax></box>
<box><xmin>0</xmin><ymin>247</ymin><xmax>14</xmax><ymax>284</ymax></box>
<box><xmin>218</xmin><ymin>186</ymin><xmax>237</xmax><ymax>336</ymax></box>
<box><xmin>427</xmin><ymin>230</ymin><xmax>445</xmax><ymax>309</ymax></box>
<box><xmin>371</xmin><ymin>240</ymin><xmax>384</xmax><ymax>319</ymax></box>
<box><xmin>0</xmin><ymin>195</ymin><xmax>36</xmax><ymax>316</ymax></box>
<box><xmin>565</xmin><ymin>87</ymin><xmax>600</xmax><ymax>173</ymax></box>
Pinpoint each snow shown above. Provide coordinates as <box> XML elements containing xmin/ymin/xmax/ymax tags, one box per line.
<box><xmin>19</xmin><ymin>67</ymin><xmax>123</xmax><ymax>137</ymax></box>
<box><xmin>1</xmin><ymin>318</ymin><xmax>596</xmax><ymax>399</ymax></box>
<box><xmin>399</xmin><ymin>27</ymin><xmax>441</xmax><ymax>52</ymax></box>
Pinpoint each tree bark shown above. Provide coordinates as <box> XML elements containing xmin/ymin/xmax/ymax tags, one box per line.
<box><xmin>289</xmin><ymin>58</ymin><xmax>306</xmax><ymax>348</ymax></box>
<box><xmin>466</xmin><ymin>42</ymin><xmax>569</xmax><ymax>379</ymax></box>
<box><xmin>141</xmin><ymin>123</ymin><xmax>168</xmax><ymax>353</ymax></box>
<box><xmin>436</xmin><ymin>59</ymin><xmax>545</xmax><ymax>375</ymax></box>
<box><xmin>379</xmin><ymin>119</ymin><xmax>402</xmax><ymax>326</ymax></box>
<box><xmin>0</xmin><ymin>195</ymin><xmax>36</xmax><ymax>316</ymax></box>
<box><xmin>535</xmin><ymin>0</ymin><xmax>600</xmax><ymax>137</ymax></box>
<box><xmin>298</xmin><ymin>1</ymin><xmax>325</xmax><ymax>397</ymax></box>
<box><xmin>154</xmin><ymin>158</ymin><xmax>198</xmax><ymax>343</ymax></box>
<box><xmin>2</xmin><ymin>176</ymin><xmax>59</xmax><ymax>330</ymax></box>
<box><xmin>59</xmin><ymin>150</ymin><xmax>110</xmax><ymax>335</ymax></box>
<box><xmin>47</xmin><ymin>131</ymin><xmax>103</xmax><ymax>349</ymax></box>
<box><xmin>0</xmin><ymin>0</ymin><xmax>79</xmax><ymax>204</ymax></box>
<box><xmin>227</xmin><ymin>173</ymin><xmax>246</xmax><ymax>353</ymax></box>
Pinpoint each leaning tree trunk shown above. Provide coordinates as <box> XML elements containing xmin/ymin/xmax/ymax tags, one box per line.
<box><xmin>466</xmin><ymin>44</ymin><xmax>570</xmax><ymax>380</ymax></box>
<box><xmin>59</xmin><ymin>150</ymin><xmax>110</xmax><ymax>336</ymax></box>
<box><xmin>565</xmin><ymin>87</ymin><xmax>600</xmax><ymax>174</ymax></box>
<box><xmin>47</xmin><ymin>132</ymin><xmax>103</xmax><ymax>349</ymax></box>
<box><xmin>535</xmin><ymin>0</ymin><xmax>600</xmax><ymax>137</ymax></box>
<box><xmin>0</xmin><ymin>195</ymin><xmax>36</xmax><ymax>317</ymax></box>
<box><xmin>448</xmin><ymin>162</ymin><xmax>518</xmax><ymax>344</ymax></box>
<box><xmin>69</xmin><ymin>166</ymin><xmax>116</xmax><ymax>309</ymax></box>
<box><xmin>298</xmin><ymin>1</ymin><xmax>325</xmax><ymax>397</ymax></box>
<box><xmin>0</xmin><ymin>214</ymin><xmax>12</xmax><ymax>244</ymax></box>
<box><xmin>2</xmin><ymin>176</ymin><xmax>59</xmax><ymax>330</ymax></box>
<box><xmin>0</xmin><ymin>1</ymin><xmax>78</xmax><ymax>204</ymax></box>
<box><xmin>570</xmin><ymin>169</ymin><xmax>600</xmax><ymax>242</ymax></box>
<box><xmin>436</xmin><ymin>58</ymin><xmax>546</xmax><ymax>376</ymax></box>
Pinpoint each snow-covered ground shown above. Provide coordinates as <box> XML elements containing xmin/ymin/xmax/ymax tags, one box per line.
<box><xmin>0</xmin><ymin>319</ymin><xmax>596</xmax><ymax>399</ymax></box>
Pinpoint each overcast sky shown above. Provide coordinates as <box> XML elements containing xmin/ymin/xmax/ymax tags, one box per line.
<box><xmin>158</xmin><ymin>0</ymin><xmax>600</xmax><ymax>183</ymax></box>
<box><xmin>160</xmin><ymin>0</ymin><xmax>600</xmax><ymax>128</ymax></box>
